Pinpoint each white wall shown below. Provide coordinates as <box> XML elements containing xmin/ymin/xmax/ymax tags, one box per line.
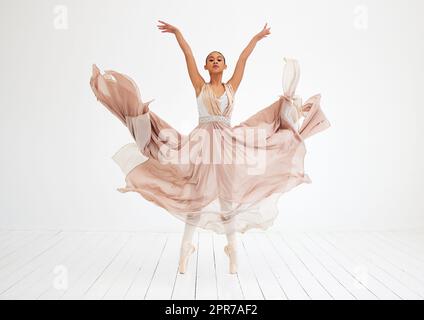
<box><xmin>0</xmin><ymin>0</ymin><xmax>423</xmax><ymax>232</ymax></box>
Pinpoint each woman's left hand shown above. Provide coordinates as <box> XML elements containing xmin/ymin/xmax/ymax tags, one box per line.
<box><xmin>254</xmin><ymin>23</ymin><xmax>271</xmax><ymax>41</ymax></box>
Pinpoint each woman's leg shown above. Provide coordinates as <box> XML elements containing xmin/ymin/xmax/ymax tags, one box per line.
<box><xmin>219</xmin><ymin>198</ymin><xmax>237</xmax><ymax>244</ymax></box>
<box><xmin>181</xmin><ymin>220</ymin><xmax>197</xmax><ymax>245</ymax></box>
<box><xmin>178</xmin><ymin>216</ymin><xmax>199</xmax><ymax>274</ymax></box>
<box><xmin>219</xmin><ymin>197</ymin><xmax>238</xmax><ymax>274</ymax></box>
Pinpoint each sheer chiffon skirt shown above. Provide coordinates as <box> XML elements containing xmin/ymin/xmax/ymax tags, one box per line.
<box><xmin>89</xmin><ymin>59</ymin><xmax>330</xmax><ymax>234</ymax></box>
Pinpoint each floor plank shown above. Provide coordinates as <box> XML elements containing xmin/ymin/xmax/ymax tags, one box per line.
<box><xmin>282</xmin><ymin>232</ymin><xmax>355</xmax><ymax>299</ymax></box>
<box><xmin>0</xmin><ymin>230</ymin><xmax>422</xmax><ymax>300</ymax></box>
<box><xmin>317</xmin><ymin>232</ymin><xmax>402</xmax><ymax>300</ymax></box>
<box><xmin>242</xmin><ymin>233</ymin><xmax>287</xmax><ymax>299</ymax></box>
<box><xmin>195</xmin><ymin>232</ymin><xmax>218</xmax><ymax>300</ymax></box>
<box><xmin>300</xmin><ymin>233</ymin><xmax>376</xmax><ymax>299</ymax></box>
<box><xmin>39</xmin><ymin>232</ymin><xmax>113</xmax><ymax>299</ymax></box>
<box><xmin>329</xmin><ymin>231</ymin><xmax>423</xmax><ymax>299</ymax></box>
<box><xmin>268</xmin><ymin>232</ymin><xmax>330</xmax><ymax>299</ymax></box>
<box><xmin>124</xmin><ymin>233</ymin><xmax>167</xmax><ymax>300</ymax></box>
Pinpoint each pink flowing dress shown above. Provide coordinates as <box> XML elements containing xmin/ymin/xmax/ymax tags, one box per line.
<box><xmin>89</xmin><ymin>57</ymin><xmax>331</xmax><ymax>234</ymax></box>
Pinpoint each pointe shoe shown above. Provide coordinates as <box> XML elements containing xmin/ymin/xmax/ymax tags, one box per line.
<box><xmin>178</xmin><ymin>242</ymin><xmax>196</xmax><ymax>274</ymax></box>
<box><xmin>224</xmin><ymin>244</ymin><xmax>238</xmax><ymax>274</ymax></box>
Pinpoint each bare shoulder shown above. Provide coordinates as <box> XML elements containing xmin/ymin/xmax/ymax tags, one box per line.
<box><xmin>195</xmin><ymin>81</ymin><xmax>206</xmax><ymax>98</ymax></box>
<box><xmin>225</xmin><ymin>80</ymin><xmax>237</xmax><ymax>95</ymax></box>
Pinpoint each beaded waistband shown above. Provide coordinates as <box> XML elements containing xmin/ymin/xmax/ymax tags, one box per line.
<box><xmin>198</xmin><ymin>115</ymin><xmax>231</xmax><ymax>126</ymax></box>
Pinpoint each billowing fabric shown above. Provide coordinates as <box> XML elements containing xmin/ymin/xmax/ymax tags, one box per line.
<box><xmin>89</xmin><ymin>57</ymin><xmax>331</xmax><ymax>234</ymax></box>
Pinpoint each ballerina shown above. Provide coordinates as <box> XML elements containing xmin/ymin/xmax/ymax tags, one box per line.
<box><xmin>89</xmin><ymin>21</ymin><xmax>330</xmax><ymax>275</ymax></box>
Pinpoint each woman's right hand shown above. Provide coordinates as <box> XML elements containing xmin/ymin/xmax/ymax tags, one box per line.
<box><xmin>157</xmin><ymin>20</ymin><xmax>179</xmax><ymax>34</ymax></box>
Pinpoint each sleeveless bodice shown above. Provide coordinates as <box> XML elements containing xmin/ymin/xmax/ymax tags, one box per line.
<box><xmin>197</xmin><ymin>92</ymin><xmax>228</xmax><ymax>116</ymax></box>
<box><xmin>196</xmin><ymin>82</ymin><xmax>235</xmax><ymax>126</ymax></box>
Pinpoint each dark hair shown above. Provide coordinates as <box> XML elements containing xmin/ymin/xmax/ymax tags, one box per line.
<box><xmin>205</xmin><ymin>51</ymin><xmax>226</xmax><ymax>65</ymax></box>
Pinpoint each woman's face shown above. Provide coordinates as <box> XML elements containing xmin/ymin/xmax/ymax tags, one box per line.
<box><xmin>205</xmin><ymin>52</ymin><xmax>226</xmax><ymax>73</ymax></box>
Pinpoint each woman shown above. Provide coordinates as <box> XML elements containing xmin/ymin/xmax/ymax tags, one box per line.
<box><xmin>89</xmin><ymin>21</ymin><xmax>330</xmax><ymax>275</ymax></box>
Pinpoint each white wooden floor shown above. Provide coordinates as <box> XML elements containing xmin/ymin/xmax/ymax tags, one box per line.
<box><xmin>0</xmin><ymin>229</ymin><xmax>423</xmax><ymax>300</ymax></box>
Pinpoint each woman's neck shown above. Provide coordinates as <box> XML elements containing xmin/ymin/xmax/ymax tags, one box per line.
<box><xmin>209</xmin><ymin>74</ymin><xmax>223</xmax><ymax>86</ymax></box>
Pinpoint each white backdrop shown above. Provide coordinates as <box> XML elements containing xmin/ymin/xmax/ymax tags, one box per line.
<box><xmin>0</xmin><ymin>0</ymin><xmax>423</xmax><ymax>232</ymax></box>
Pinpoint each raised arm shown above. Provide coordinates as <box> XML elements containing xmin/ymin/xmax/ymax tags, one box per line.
<box><xmin>228</xmin><ymin>23</ymin><xmax>271</xmax><ymax>93</ymax></box>
<box><xmin>157</xmin><ymin>20</ymin><xmax>205</xmax><ymax>92</ymax></box>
